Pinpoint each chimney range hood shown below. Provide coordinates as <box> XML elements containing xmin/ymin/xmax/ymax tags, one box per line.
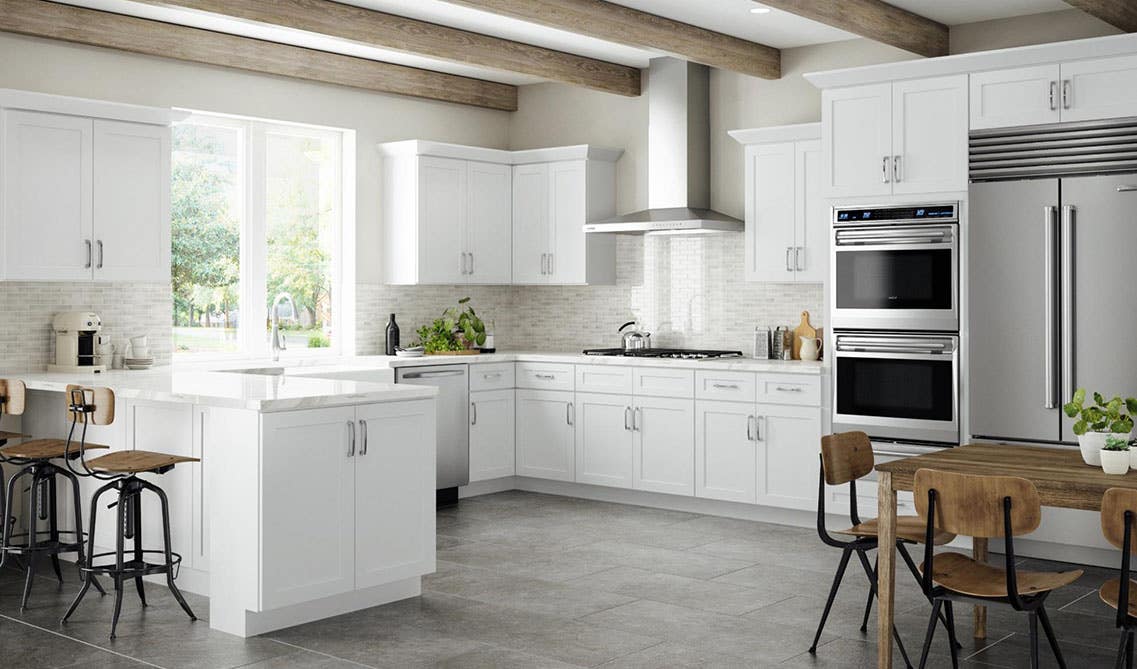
<box><xmin>584</xmin><ymin>58</ymin><xmax>743</xmax><ymax>235</ymax></box>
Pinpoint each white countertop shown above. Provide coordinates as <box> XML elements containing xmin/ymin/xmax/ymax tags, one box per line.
<box><xmin>375</xmin><ymin>351</ymin><xmax>826</xmax><ymax>374</ymax></box>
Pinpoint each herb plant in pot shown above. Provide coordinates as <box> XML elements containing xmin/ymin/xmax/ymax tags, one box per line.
<box><xmin>1064</xmin><ymin>388</ymin><xmax>1137</xmax><ymax>466</ymax></box>
<box><xmin>414</xmin><ymin>297</ymin><xmax>487</xmax><ymax>355</ymax></box>
<box><xmin>1101</xmin><ymin>436</ymin><xmax>1131</xmax><ymax>475</ymax></box>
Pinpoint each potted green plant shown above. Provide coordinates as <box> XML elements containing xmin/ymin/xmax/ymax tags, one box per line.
<box><xmin>1064</xmin><ymin>388</ymin><xmax>1137</xmax><ymax>466</ymax></box>
<box><xmin>414</xmin><ymin>297</ymin><xmax>487</xmax><ymax>355</ymax></box>
<box><xmin>1102</xmin><ymin>435</ymin><xmax>1131</xmax><ymax>475</ymax></box>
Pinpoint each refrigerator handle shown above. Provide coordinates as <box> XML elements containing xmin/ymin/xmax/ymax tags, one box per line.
<box><xmin>1043</xmin><ymin>205</ymin><xmax>1058</xmax><ymax>409</ymax></box>
<box><xmin>1061</xmin><ymin>204</ymin><xmax>1076</xmax><ymax>405</ymax></box>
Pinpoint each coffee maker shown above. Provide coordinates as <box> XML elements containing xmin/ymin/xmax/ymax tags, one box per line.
<box><xmin>48</xmin><ymin>311</ymin><xmax>106</xmax><ymax>373</ymax></box>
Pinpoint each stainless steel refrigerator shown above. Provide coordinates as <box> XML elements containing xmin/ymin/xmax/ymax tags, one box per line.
<box><xmin>970</xmin><ymin>174</ymin><xmax>1137</xmax><ymax>445</ymax></box>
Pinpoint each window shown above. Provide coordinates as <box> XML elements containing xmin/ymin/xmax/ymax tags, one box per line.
<box><xmin>171</xmin><ymin>113</ymin><xmax>347</xmax><ymax>358</ymax></box>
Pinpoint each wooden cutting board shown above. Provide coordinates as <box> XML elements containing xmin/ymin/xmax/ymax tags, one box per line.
<box><xmin>792</xmin><ymin>311</ymin><xmax>817</xmax><ymax>360</ymax></box>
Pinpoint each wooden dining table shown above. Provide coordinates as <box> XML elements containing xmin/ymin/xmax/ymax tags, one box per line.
<box><xmin>874</xmin><ymin>443</ymin><xmax>1134</xmax><ymax>668</ymax></box>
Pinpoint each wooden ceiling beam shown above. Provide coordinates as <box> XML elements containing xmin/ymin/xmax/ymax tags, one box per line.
<box><xmin>439</xmin><ymin>0</ymin><xmax>781</xmax><ymax>79</ymax></box>
<box><xmin>755</xmin><ymin>0</ymin><xmax>948</xmax><ymax>58</ymax></box>
<box><xmin>1064</xmin><ymin>0</ymin><xmax>1137</xmax><ymax>32</ymax></box>
<box><xmin>0</xmin><ymin>0</ymin><xmax>517</xmax><ymax>111</ymax></box>
<box><xmin>131</xmin><ymin>0</ymin><xmax>640</xmax><ymax>97</ymax></box>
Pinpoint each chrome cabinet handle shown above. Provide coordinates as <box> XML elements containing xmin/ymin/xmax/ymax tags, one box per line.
<box><xmin>633</xmin><ymin>407</ymin><xmax>641</xmax><ymax>431</ymax></box>
<box><xmin>1049</xmin><ymin>81</ymin><xmax>1058</xmax><ymax>111</ymax></box>
<box><xmin>746</xmin><ymin>414</ymin><xmax>755</xmax><ymax>441</ymax></box>
<box><xmin>85</xmin><ymin>240</ymin><xmax>92</xmax><ymax>269</ymax></box>
<box><xmin>893</xmin><ymin>155</ymin><xmax>901</xmax><ymax>182</ymax></box>
<box><xmin>1062</xmin><ymin>79</ymin><xmax>1072</xmax><ymax>110</ymax></box>
<box><xmin>347</xmin><ymin>420</ymin><xmax>356</xmax><ymax>457</ymax></box>
<box><xmin>548</xmin><ymin>253</ymin><xmax>555</xmax><ymax>275</ymax></box>
<box><xmin>1043</xmin><ymin>205</ymin><xmax>1058</xmax><ymax>409</ymax></box>
<box><xmin>712</xmin><ymin>383</ymin><xmax>740</xmax><ymax>390</ymax></box>
<box><xmin>881</xmin><ymin>156</ymin><xmax>891</xmax><ymax>183</ymax></box>
<box><xmin>483</xmin><ymin>372</ymin><xmax>502</xmax><ymax>379</ymax></box>
<box><xmin>540</xmin><ymin>253</ymin><xmax>547</xmax><ymax>275</ymax></box>
<box><xmin>794</xmin><ymin>246</ymin><xmax>804</xmax><ymax>272</ymax></box>
<box><xmin>774</xmin><ymin>385</ymin><xmax>803</xmax><ymax>392</ymax></box>
<box><xmin>97</xmin><ymin>240</ymin><xmax>104</xmax><ymax>269</ymax></box>
<box><xmin>785</xmin><ymin>247</ymin><xmax>793</xmax><ymax>272</ymax></box>
<box><xmin>1118</xmin><ymin>186</ymin><xmax>1137</xmax><ymax>193</ymax></box>
<box><xmin>750</xmin><ymin>415</ymin><xmax>763</xmax><ymax>442</ymax></box>
<box><xmin>624</xmin><ymin>406</ymin><xmax>632</xmax><ymax>431</ymax></box>
<box><xmin>566</xmin><ymin>402</ymin><xmax>574</xmax><ymax>426</ymax></box>
<box><xmin>470</xmin><ymin>402</ymin><xmax>477</xmax><ymax>426</ymax></box>
<box><xmin>469</xmin><ymin>252</ymin><xmax>474</xmax><ymax>275</ymax></box>
<box><xmin>1060</xmin><ymin>204</ymin><xmax>1075</xmax><ymax>404</ymax></box>
<box><xmin>359</xmin><ymin>419</ymin><xmax>368</xmax><ymax>456</ymax></box>
<box><xmin>535</xmin><ymin>373</ymin><xmax>555</xmax><ymax>380</ymax></box>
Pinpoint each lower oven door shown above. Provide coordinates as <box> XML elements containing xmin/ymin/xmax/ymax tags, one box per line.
<box><xmin>832</xmin><ymin>332</ymin><xmax>959</xmax><ymax>445</ymax></box>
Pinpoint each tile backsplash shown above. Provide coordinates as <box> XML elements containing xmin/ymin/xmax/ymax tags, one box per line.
<box><xmin>357</xmin><ymin>234</ymin><xmax>824</xmax><ymax>356</ymax></box>
<box><xmin>0</xmin><ymin>282</ymin><xmax>172</xmax><ymax>371</ymax></box>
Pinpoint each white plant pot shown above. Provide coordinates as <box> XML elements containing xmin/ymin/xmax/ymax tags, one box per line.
<box><xmin>1129</xmin><ymin>447</ymin><xmax>1137</xmax><ymax>470</ymax></box>
<box><xmin>1078</xmin><ymin>432</ymin><xmax>1129</xmax><ymax>466</ymax></box>
<box><xmin>1102</xmin><ymin>449</ymin><xmax>1131</xmax><ymax>475</ymax></box>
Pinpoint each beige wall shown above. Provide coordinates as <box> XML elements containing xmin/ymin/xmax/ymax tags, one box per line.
<box><xmin>950</xmin><ymin>9</ymin><xmax>1119</xmax><ymax>54</ymax></box>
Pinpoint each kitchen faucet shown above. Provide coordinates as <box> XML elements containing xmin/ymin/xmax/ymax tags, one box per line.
<box><xmin>270</xmin><ymin>292</ymin><xmax>297</xmax><ymax>362</ymax></box>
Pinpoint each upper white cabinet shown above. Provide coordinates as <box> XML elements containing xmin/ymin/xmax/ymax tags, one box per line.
<box><xmin>971</xmin><ymin>55</ymin><xmax>1137</xmax><ymax>129</ymax></box>
<box><xmin>0</xmin><ymin>91</ymin><xmax>178</xmax><ymax>282</ymax></box>
<box><xmin>379</xmin><ymin>141</ymin><xmax>620</xmax><ymax>286</ymax></box>
<box><xmin>732</xmin><ymin>124</ymin><xmax>825</xmax><ymax>283</ymax></box>
<box><xmin>822</xmin><ymin>75</ymin><xmax>968</xmax><ymax>198</ymax></box>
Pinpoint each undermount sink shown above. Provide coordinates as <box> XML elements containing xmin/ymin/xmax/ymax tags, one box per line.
<box><xmin>218</xmin><ymin>366</ymin><xmax>286</xmax><ymax>376</ymax></box>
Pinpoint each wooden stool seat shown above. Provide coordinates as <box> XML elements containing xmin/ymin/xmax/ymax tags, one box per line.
<box><xmin>837</xmin><ymin>515</ymin><xmax>956</xmax><ymax>545</ymax></box>
<box><xmin>920</xmin><ymin>552</ymin><xmax>1083</xmax><ymax>599</ymax></box>
<box><xmin>0</xmin><ymin>439</ymin><xmax>108</xmax><ymax>460</ymax></box>
<box><xmin>1100</xmin><ymin>578</ymin><xmax>1137</xmax><ymax>619</ymax></box>
<box><xmin>86</xmin><ymin>450</ymin><xmax>199</xmax><ymax>474</ymax></box>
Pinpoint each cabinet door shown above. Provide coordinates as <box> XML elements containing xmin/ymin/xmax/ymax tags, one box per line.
<box><xmin>511</xmin><ymin>163</ymin><xmax>549</xmax><ymax>284</ymax></box>
<box><xmin>261</xmin><ymin>407</ymin><xmax>356</xmax><ymax>609</ymax></box>
<box><xmin>756</xmin><ymin>404</ymin><xmax>820</xmax><ymax>510</ymax></box>
<box><xmin>694</xmin><ymin>401</ymin><xmax>757</xmax><ymax>504</ymax></box>
<box><xmin>892</xmin><ymin>75</ymin><xmax>969</xmax><ymax>195</ymax></box>
<box><xmin>92</xmin><ymin>120</ymin><xmax>171</xmax><ymax>281</ymax></box>
<box><xmin>575</xmin><ymin>392</ymin><xmax>634</xmax><ymax>488</ymax></box>
<box><xmin>355</xmin><ymin>400</ymin><xmax>436</xmax><ymax>589</ymax></box>
<box><xmin>466</xmin><ymin>161</ymin><xmax>512</xmax><ymax>285</ymax></box>
<box><xmin>469</xmin><ymin>389</ymin><xmax>516</xmax><ymax>481</ymax></box>
<box><xmin>418</xmin><ymin>156</ymin><xmax>467</xmax><ymax>284</ymax></box>
<box><xmin>745</xmin><ymin>142</ymin><xmax>797</xmax><ymax>282</ymax></box>
<box><xmin>969</xmin><ymin>65</ymin><xmax>1061</xmax><ymax>130</ymax></box>
<box><xmin>125</xmin><ymin>400</ymin><xmax>194</xmax><ymax>570</ymax></box>
<box><xmin>822</xmin><ymin>84</ymin><xmax>892</xmax><ymax>199</ymax></box>
<box><xmin>1061</xmin><ymin>55</ymin><xmax>1137</xmax><ymax>123</ymax></box>
<box><xmin>633</xmin><ymin>396</ymin><xmax>694</xmax><ymax>496</ymax></box>
<box><xmin>515</xmin><ymin>389</ymin><xmax>574</xmax><ymax>481</ymax></box>
<box><xmin>794</xmin><ymin>140</ymin><xmax>826</xmax><ymax>283</ymax></box>
<box><xmin>548</xmin><ymin>160</ymin><xmax>587</xmax><ymax>284</ymax></box>
<box><xmin>2</xmin><ymin>110</ymin><xmax>93</xmax><ymax>280</ymax></box>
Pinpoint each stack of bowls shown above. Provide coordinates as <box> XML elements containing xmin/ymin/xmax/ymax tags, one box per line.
<box><xmin>124</xmin><ymin>335</ymin><xmax>154</xmax><ymax>370</ymax></box>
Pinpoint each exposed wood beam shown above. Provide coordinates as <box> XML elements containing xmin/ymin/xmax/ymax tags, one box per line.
<box><xmin>132</xmin><ymin>0</ymin><xmax>640</xmax><ymax>97</ymax></box>
<box><xmin>1064</xmin><ymin>0</ymin><xmax>1137</xmax><ymax>32</ymax></box>
<box><xmin>755</xmin><ymin>0</ymin><xmax>948</xmax><ymax>58</ymax></box>
<box><xmin>0</xmin><ymin>0</ymin><xmax>517</xmax><ymax>111</ymax></box>
<box><xmin>440</xmin><ymin>0</ymin><xmax>781</xmax><ymax>79</ymax></box>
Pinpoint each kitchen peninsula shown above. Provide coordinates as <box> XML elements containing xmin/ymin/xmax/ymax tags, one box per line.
<box><xmin>3</xmin><ymin>368</ymin><xmax>438</xmax><ymax>638</ymax></box>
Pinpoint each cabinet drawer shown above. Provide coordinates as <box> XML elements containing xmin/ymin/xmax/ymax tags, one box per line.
<box><xmin>695</xmin><ymin>370</ymin><xmax>757</xmax><ymax>402</ymax></box>
<box><xmin>576</xmin><ymin>365</ymin><xmax>633</xmax><ymax>394</ymax></box>
<box><xmin>632</xmin><ymin>367</ymin><xmax>694</xmax><ymax>398</ymax></box>
<box><xmin>756</xmin><ymin>373</ymin><xmax>820</xmax><ymax>406</ymax></box>
<box><xmin>469</xmin><ymin>363</ymin><xmax>515</xmax><ymax>391</ymax></box>
<box><xmin>516</xmin><ymin>362</ymin><xmax>574</xmax><ymax>391</ymax></box>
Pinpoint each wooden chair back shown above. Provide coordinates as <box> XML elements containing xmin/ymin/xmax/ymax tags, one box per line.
<box><xmin>0</xmin><ymin>379</ymin><xmax>26</xmax><ymax>416</ymax></box>
<box><xmin>820</xmin><ymin>431</ymin><xmax>874</xmax><ymax>485</ymax></box>
<box><xmin>1102</xmin><ymin>488</ymin><xmax>1137</xmax><ymax>553</ymax></box>
<box><xmin>914</xmin><ymin>468</ymin><xmax>1041</xmax><ymax>538</ymax></box>
<box><xmin>64</xmin><ymin>385</ymin><xmax>115</xmax><ymax>426</ymax></box>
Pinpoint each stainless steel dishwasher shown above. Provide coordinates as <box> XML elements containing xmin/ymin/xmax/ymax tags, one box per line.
<box><xmin>395</xmin><ymin>365</ymin><xmax>469</xmax><ymax>504</ymax></box>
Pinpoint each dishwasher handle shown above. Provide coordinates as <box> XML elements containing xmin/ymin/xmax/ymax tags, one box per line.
<box><xmin>400</xmin><ymin>369</ymin><xmax>466</xmax><ymax>379</ymax></box>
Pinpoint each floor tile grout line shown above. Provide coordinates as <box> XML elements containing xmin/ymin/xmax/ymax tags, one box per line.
<box><xmin>962</xmin><ymin>632</ymin><xmax>1015</xmax><ymax>661</ymax></box>
<box><xmin>1057</xmin><ymin>587</ymin><xmax>1099</xmax><ymax>611</ymax></box>
<box><xmin>0</xmin><ymin>612</ymin><xmax>166</xmax><ymax>669</ymax></box>
<box><xmin>265</xmin><ymin>638</ymin><xmax>380</xmax><ymax>669</ymax></box>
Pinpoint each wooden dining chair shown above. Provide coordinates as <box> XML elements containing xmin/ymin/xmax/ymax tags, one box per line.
<box><xmin>1099</xmin><ymin>487</ymin><xmax>1137</xmax><ymax>669</ymax></box>
<box><xmin>811</xmin><ymin>432</ymin><xmax>956</xmax><ymax>666</ymax></box>
<box><xmin>914</xmin><ymin>469</ymin><xmax>1083</xmax><ymax>669</ymax></box>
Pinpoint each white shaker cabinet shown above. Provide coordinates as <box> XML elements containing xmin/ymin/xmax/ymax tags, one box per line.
<box><xmin>632</xmin><ymin>396</ymin><xmax>694</xmax><ymax>496</ymax></box>
<box><xmin>515</xmin><ymin>388</ymin><xmax>575</xmax><ymax>482</ymax></box>
<box><xmin>822</xmin><ymin>83</ymin><xmax>892</xmax><ymax>200</ymax></box>
<box><xmin>1059</xmin><ymin>54</ymin><xmax>1137</xmax><ymax>123</ymax></box>
<box><xmin>574</xmin><ymin>392</ymin><xmax>634</xmax><ymax>488</ymax></box>
<box><xmin>469</xmin><ymin>388</ymin><xmax>516</xmax><ymax>482</ymax></box>
<box><xmin>755</xmin><ymin>403</ymin><xmax>821</xmax><ymax>511</ymax></box>
<box><xmin>416</xmin><ymin>156</ymin><xmax>467</xmax><ymax>285</ymax></box>
<box><xmin>465</xmin><ymin>161</ymin><xmax>512</xmax><ymax>284</ymax></box>
<box><xmin>510</xmin><ymin>163</ymin><xmax>549</xmax><ymax>284</ymax></box>
<box><xmin>694</xmin><ymin>400</ymin><xmax>758</xmax><ymax>504</ymax></box>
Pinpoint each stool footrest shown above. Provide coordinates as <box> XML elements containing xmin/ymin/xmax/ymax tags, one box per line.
<box><xmin>82</xmin><ymin>550</ymin><xmax>183</xmax><ymax>579</ymax></box>
<box><xmin>1</xmin><ymin>530</ymin><xmax>85</xmax><ymax>555</ymax></box>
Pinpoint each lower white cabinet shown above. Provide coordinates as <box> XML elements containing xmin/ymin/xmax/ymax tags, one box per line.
<box><xmin>695</xmin><ymin>400</ymin><xmax>757</xmax><ymax>504</ymax></box>
<box><xmin>755</xmin><ymin>403</ymin><xmax>821</xmax><ymax>510</ymax></box>
<box><xmin>633</xmin><ymin>396</ymin><xmax>694</xmax><ymax>496</ymax></box>
<box><xmin>575</xmin><ymin>392</ymin><xmax>634</xmax><ymax>488</ymax></box>
<box><xmin>515</xmin><ymin>389</ymin><xmax>575</xmax><ymax>482</ymax></box>
<box><xmin>469</xmin><ymin>389</ymin><xmax>515</xmax><ymax>481</ymax></box>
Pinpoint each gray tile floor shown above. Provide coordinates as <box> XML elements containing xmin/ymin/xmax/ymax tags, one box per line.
<box><xmin>1</xmin><ymin>490</ymin><xmax>1128</xmax><ymax>668</ymax></box>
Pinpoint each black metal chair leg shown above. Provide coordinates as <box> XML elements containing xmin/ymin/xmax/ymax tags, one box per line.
<box><xmin>1116</xmin><ymin>628</ymin><xmax>1129</xmax><ymax>669</ymax></box>
<box><xmin>898</xmin><ymin>543</ymin><xmax>960</xmax><ymax>649</ymax></box>
<box><xmin>63</xmin><ymin>479</ymin><xmax>117</xmax><ymax>624</ymax></box>
<box><xmin>917</xmin><ymin>599</ymin><xmax>942</xmax><ymax>669</ymax></box>
<box><xmin>1127</xmin><ymin>629</ymin><xmax>1134</xmax><ymax>669</ymax></box>
<box><xmin>810</xmin><ymin>546</ymin><xmax>853</xmax><ymax>653</ymax></box>
<box><xmin>20</xmin><ymin>470</ymin><xmax>40</xmax><ymax>611</ymax></box>
<box><xmin>110</xmin><ymin>576</ymin><xmax>124</xmax><ymax>640</ymax></box>
<box><xmin>62</xmin><ymin>466</ymin><xmax>105</xmax><ymax>596</ymax></box>
<box><xmin>1029</xmin><ymin>611</ymin><xmax>1041</xmax><ymax>669</ymax></box>
<box><xmin>944</xmin><ymin>600</ymin><xmax>960</xmax><ymax>669</ymax></box>
<box><xmin>147</xmin><ymin>479</ymin><xmax>195</xmax><ymax>621</ymax></box>
<box><xmin>109</xmin><ymin>483</ymin><xmax>128</xmax><ymax>639</ymax></box>
<box><xmin>859</xmin><ymin>562</ymin><xmax>875</xmax><ymax>632</ymax></box>
<box><xmin>131</xmin><ymin>490</ymin><xmax>147</xmax><ymax>608</ymax></box>
<box><xmin>852</xmin><ymin>547</ymin><xmax>913</xmax><ymax>668</ymax></box>
<box><xmin>1036</xmin><ymin>606</ymin><xmax>1066</xmax><ymax>669</ymax></box>
<box><xmin>48</xmin><ymin>474</ymin><xmax>64</xmax><ymax>585</ymax></box>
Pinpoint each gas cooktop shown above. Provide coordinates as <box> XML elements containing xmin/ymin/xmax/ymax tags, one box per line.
<box><xmin>583</xmin><ymin>348</ymin><xmax>744</xmax><ymax>360</ymax></box>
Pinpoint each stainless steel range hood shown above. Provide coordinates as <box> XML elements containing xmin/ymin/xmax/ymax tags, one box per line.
<box><xmin>585</xmin><ymin>58</ymin><xmax>743</xmax><ymax>235</ymax></box>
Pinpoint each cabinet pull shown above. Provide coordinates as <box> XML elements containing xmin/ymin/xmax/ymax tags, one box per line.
<box><xmin>746</xmin><ymin>414</ymin><xmax>755</xmax><ymax>441</ymax></box>
<box><xmin>794</xmin><ymin>247</ymin><xmax>804</xmax><ymax>272</ymax></box>
<box><xmin>1049</xmin><ymin>80</ymin><xmax>1058</xmax><ymax>111</ymax></box>
<box><xmin>712</xmin><ymin>383</ymin><xmax>740</xmax><ymax>390</ymax></box>
<box><xmin>775</xmin><ymin>385</ymin><xmax>804</xmax><ymax>392</ymax></box>
<box><xmin>1062</xmin><ymin>79</ymin><xmax>1072</xmax><ymax>109</ymax></box>
<box><xmin>892</xmin><ymin>155</ymin><xmax>901</xmax><ymax>183</ymax></box>
<box><xmin>633</xmin><ymin>407</ymin><xmax>641</xmax><ymax>432</ymax></box>
<box><xmin>566</xmin><ymin>402</ymin><xmax>574</xmax><ymax>426</ymax></box>
<box><xmin>540</xmin><ymin>253</ymin><xmax>547</xmax><ymax>275</ymax></box>
<box><xmin>85</xmin><ymin>240</ymin><xmax>92</xmax><ymax>269</ymax></box>
<box><xmin>347</xmin><ymin>420</ymin><xmax>356</xmax><ymax>457</ymax></box>
<box><xmin>1118</xmin><ymin>186</ymin><xmax>1137</xmax><ymax>193</ymax></box>
<box><xmin>359</xmin><ymin>419</ymin><xmax>368</xmax><ymax>456</ymax></box>
<box><xmin>785</xmin><ymin>247</ymin><xmax>793</xmax><ymax>272</ymax></box>
<box><xmin>881</xmin><ymin>156</ymin><xmax>891</xmax><ymax>183</ymax></box>
<box><xmin>97</xmin><ymin>240</ymin><xmax>104</xmax><ymax>269</ymax></box>
<box><xmin>548</xmin><ymin>253</ymin><xmax>555</xmax><ymax>275</ymax></box>
<box><xmin>535</xmin><ymin>373</ymin><xmax>556</xmax><ymax>380</ymax></box>
<box><xmin>483</xmin><ymin>372</ymin><xmax>502</xmax><ymax>379</ymax></box>
<box><xmin>754</xmin><ymin>415</ymin><xmax>764</xmax><ymax>442</ymax></box>
<box><xmin>624</xmin><ymin>406</ymin><xmax>632</xmax><ymax>431</ymax></box>
<box><xmin>470</xmin><ymin>402</ymin><xmax>477</xmax><ymax>426</ymax></box>
<box><xmin>469</xmin><ymin>252</ymin><xmax>474</xmax><ymax>275</ymax></box>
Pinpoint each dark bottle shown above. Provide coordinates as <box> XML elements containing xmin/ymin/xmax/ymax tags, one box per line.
<box><xmin>385</xmin><ymin>313</ymin><xmax>400</xmax><ymax>355</ymax></box>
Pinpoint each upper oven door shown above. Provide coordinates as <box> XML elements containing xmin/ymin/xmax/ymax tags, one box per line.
<box><xmin>832</xmin><ymin>333</ymin><xmax>960</xmax><ymax>445</ymax></box>
<box><xmin>831</xmin><ymin>224</ymin><xmax>958</xmax><ymax>331</ymax></box>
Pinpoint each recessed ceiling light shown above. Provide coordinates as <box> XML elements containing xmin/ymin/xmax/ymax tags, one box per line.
<box><xmin>750</xmin><ymin>6</ymin><xmax>771</xmax><ymax>14</ymax></box>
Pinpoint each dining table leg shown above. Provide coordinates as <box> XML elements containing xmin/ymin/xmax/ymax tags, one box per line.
<box><xmin>973</xmin><ymin>537</ymin><xmax>988</xmax><ymax>639</ymax></box>
<box><xmin>877</xmin><ymin>471</ymin><xmax>897</xmax><ymax>669</ymax></box>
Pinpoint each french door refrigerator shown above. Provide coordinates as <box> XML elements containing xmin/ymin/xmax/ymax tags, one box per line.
<box><xmin>970</xmin><ymin>174</ymin><xmax>1137</xmax><ymax>445</ymax></box>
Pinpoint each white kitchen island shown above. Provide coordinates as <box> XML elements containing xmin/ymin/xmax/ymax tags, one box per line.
<box><xmin>1</xmin><ymin>368</ymin><xmax>437</xmax><ymax>638</ymax></box>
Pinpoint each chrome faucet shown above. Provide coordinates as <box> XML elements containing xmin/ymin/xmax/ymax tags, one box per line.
<box><xmin>270</xmin><ymin>292</ymin><xmax>297</xmax><ymax>362</ymax></box>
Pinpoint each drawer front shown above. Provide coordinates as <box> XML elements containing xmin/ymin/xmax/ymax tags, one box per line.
<box><xmin>632</xmin><ymin>367</ymin><xmax>694</xmax><ymax>398</ymax></box>
<box><xmin>756</xmin><ymin>373</ymin><xmax>820</xmax><ymax>406</ymax></box>
<box><xmin>695</xmin><ymin>370</ymin><xmax>757</xmax><ymax>403</ymax></box>
<box><xmin>576</xmin><ymin>365</ymin><xmax>633</xmax><ymax>395</ymax></box>
<box><xmin>516</xmin><ymin>362</ymin><xmax>575</xmax><ymax>391</ymax></box>
<box><xmin>469</xmin><ymin>363</ymin><xmax>515</xmax><ymax>391</ymax></box>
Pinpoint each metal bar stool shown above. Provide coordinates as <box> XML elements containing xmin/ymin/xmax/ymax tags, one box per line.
<box><xmin>0</xmin><ymin>379</ymin><xmax>32</xmax><ymax>543</ymax></box>
<box><xmin>0</xmin><ymin>379</ymin><xmax>108</xmax><ymax>609</ymax></box>
<box><xmin>58</xmin><ymin>386</ymin><xmax>199</xmax><ymax>639</ymax></box>
<box><xmin>1098</xmin><ymin>488</ymin><xmax>1137</xmax><ymax>669</ymax></box>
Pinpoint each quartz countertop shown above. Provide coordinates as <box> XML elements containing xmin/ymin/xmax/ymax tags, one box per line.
<box><xmin>372</xmin><ymin>351</ymin><xmax>826</xmax><ymax>374</ymax></box>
